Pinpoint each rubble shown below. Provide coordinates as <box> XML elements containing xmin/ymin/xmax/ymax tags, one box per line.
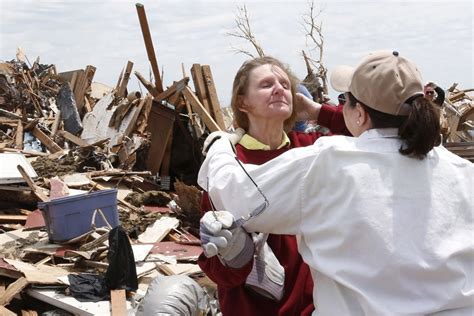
<box><xmin>0</xmin><ymin>3</ymin><xmax>228</xmax><ymax>313</ymax></box>
<box><xmin>0</xmin><ymin>3</ymin><xmax>471</xmax><ymax>315</ymax></box>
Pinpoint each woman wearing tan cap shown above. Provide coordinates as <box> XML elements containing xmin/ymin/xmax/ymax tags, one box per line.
<box><xmin>198</xmin><ymin>51</ymin><xmax>473</xmax><ymax>315</ymax></box>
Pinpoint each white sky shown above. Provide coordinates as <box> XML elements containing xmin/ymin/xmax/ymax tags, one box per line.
<box><xmin>1</xmin><ymin>0</ymin><xmax>473</xmax><ymax>106</ymax></box>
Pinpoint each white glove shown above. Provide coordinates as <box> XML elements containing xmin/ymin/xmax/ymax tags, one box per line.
<box><xmin>202</xmin><ymin>127</ymin><xmax>245</xmax><ymax>156</ymax></box>
<box><xmin>200</xmin><ymin>211</ymin><xmax>254</xmax><ymax>268</ymax></box>
<box><xmin>245</xmin><ymin>240</ymin><xmax>285</xmax><ymax>301</ymax></box>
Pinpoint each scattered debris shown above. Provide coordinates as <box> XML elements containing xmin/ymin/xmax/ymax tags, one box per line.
<box><xmin>0</xmin><ymin>3</ymin><xmax>471</xmax><ymax>315</ymax></box>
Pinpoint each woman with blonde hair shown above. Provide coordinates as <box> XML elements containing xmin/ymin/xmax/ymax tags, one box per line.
<box><xmin>199</xmin><ymin>56</ymin><xmax>348</xmax><ymax>315</ymax></box>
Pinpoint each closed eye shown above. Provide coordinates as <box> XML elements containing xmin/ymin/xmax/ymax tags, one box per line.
<box><xmin>281</xmin><ymin>81</ymin><xmax>290</xmax><ymax>89</ymax></box>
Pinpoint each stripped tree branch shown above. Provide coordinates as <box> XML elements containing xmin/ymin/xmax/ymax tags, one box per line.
<box><xmin>227</xmin><ymin>5</ymin><xmax>265</xmax><ymax>58</ymax></box>
<box><xmin>300</xmin><ymin>0</ymin><xmax>328</xmax><ymax>102</ymax></box>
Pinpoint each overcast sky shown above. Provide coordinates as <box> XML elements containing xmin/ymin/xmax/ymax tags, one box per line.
<box><xmin>1</xmin><ymin>0</ymin><xmax>472</xmax><ymax>106</ymax></box>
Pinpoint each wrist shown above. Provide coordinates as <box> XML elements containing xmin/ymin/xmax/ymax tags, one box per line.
<box><xmin>312</xmin><ymin>102</ymin><xmax>322</xmax><ymax>122</ymax></box>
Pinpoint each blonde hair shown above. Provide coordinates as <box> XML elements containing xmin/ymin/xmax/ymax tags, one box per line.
<box><xmin>230</xmin><ymin>56</ymin><xmax>298</xmax><ymax>131</ymax></box>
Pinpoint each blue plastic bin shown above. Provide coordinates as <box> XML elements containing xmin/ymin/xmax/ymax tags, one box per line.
<box><xmin>38</xmin><ymin>189</ymin><xmax>120</xmax><ymax>243</ymax></box>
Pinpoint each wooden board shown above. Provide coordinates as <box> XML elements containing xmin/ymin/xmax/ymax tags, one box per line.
<box><xmin>110</xmin><ymin>289</ymin><xmax>127</xmax><ymax>316</ymax></box>
<box><xmin>182</xmin><ymin>86</ymin><xmax>220</xmax><ymax>132</ymax></box>
<box><xmin>15</xmin><ymin>119</ymin><xmax>23</xmax><ymax>149</ymax></box>
<box><xmin>0</xmin><ymin>306</ymin><xmax>16</xmax><ymax>316</ymax></box>
<box><xmin>154</xmin><ymin>77</ymin><xmax>189</xmax><ymax>102</ymax></box>
<box><xmin>136</xmin><ymin>3</ymin><xmax>163</xmax><ymax>93</ymax></box>
<box><xmin>145</xmin><ymin>104</ymin><xmax>176</xmax><ymax>175</ymax></box>
<box><xmin>0</xmin><ymin>277</ymin><xmax>28</xmax><ymax>305</ymax></box>
<box><xmin>58</xmin><ymin>130</ymin><xmax>89</xmax><ymax>147</ymax></box>
<box><xmin>190</xmin><ymin>64</ymin><xmax>211</xmax><ymax>113</ymax></box>
<box><xmin>17</xmin><ymin>165</ymin><xmax>49</xmax><ymax>202</ymax></box>
<box><xmin>117</xmin><ymin>61</ymin><xmax>134</xmax><ymax>98</ymax></box>
<box><xmin>30</xmin><ymin>127</ymin><xmax>62</xmax><ymax>154</ymax></box>
<box><xmin>27</xmin><ymin>288</ymin><xmax>133</xmax><ymax>316</ymax></box>
<box><xmin>202</xmin><ymin>65</ymin><xmax>226</xmax><ymax>130</ymax></box>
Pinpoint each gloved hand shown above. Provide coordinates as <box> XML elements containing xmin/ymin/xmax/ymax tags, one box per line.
<box><xmin>202</xmin><ymin>127</ymin><xmax>245</xmax><ymax>156</ymax></box>
<box><xmin>200</xmin><ymin>211</ymin><xmax>254</xmax><ymax>268</ymax></box>
<box><xmin>245</xmin><ymin>235</ymin><xmax>285</xmax><ymax>301</ymax></box>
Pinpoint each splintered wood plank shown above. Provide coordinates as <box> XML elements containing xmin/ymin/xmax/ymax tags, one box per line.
<box><xmin>58</xmin><ymin>130</ymin><xmax>89</xmax><ymax>147</ymax></box>
<box><xmin>110</xmin><ymin>289</ymin><xmax>127</xmax><ymax>316</ymax></box>
<box><xmin>168</xmin><ymin>91</ymin><xmax>181</xmax><ymax>108</ymax></box>
<box><xmin>50</xmin><ymin>110</ymin><xmax>61</xmax><ymax>136</ymax></box>
<box><xmin>72</xmin><ymin>71</ymin><xmax>86</xmax><ymax>112</ymax></box>
<box><xmin>17</xmin><ymin>165</ymin><xmax>49</xmax><ymax>202</ymax></box>
<box><xmin>31</xmin><ymin>126</ymin><xmax>62</xmax><ymax>153</ymax></box>
<box><xmin>134</xmin><ymin>71</ymin><xmax>159</xmax><ymax>97</ymax></box>
<box><xmin>15</xmin><ymin>119</ymin><xmax>23</xmax><ymax>149</ymax></box>
<box><xmin>123</xmin><ymin>96</ymin><xmax>150</xmax><ymax>138</ymax></box>
<box><xmin>136</xmin><ymin>3</ymin><xmax>163</xmax><ymax>93</ymax></box>
<box><xmin>117</xmin><ymin>61</ymin><xmax>134</xmax><ymax>98</ymax></box>
<box><xmin>202</xmin><ymin>65</ymin><xmax>226</xmax><ymax>130</ymax></box>
<box><xmin>0</xmin><ymin>306</ymin><xmax>16</xmax><ymax>316</ymax></box>
<box><xmin>0</xmin><ymin>277</ymin><xmax>28</xmax><ymax>306</ymax></box>
<box><xmin>0</xmin><ymin>278</ymin><xmax>5</xmax><ymax>297</ymax></box>
<box><xmin>78</xmin><ymin>65</ymin><xmax>96</xmax><ymax>112</ymax></box>
<box><xmin>0</xmin><ymin>215</ymin><xmax>28</xmax><ymax>223</ymax></box>
<box><xmin>190</xmin><ymin>64</ymin><xmax>211</xmax><ymax>113</ymax></box>
<box><xmin>182</xmin><ymin>86</ymin><xmax>220</xmax><ymax>132</ymax></box>
<box><xmin>154</xmin><ymin>77</ymin><xmax>189</xmax><ymax>102</ymax></box>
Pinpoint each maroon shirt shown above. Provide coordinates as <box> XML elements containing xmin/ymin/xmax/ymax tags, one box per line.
<box><xmin>198</xmin><ymin>105</ymin><xmax>348</xmax><ymax>315</ymax></box>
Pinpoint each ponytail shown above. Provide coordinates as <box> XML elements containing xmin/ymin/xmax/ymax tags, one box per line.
<box><xmin>347</xmin><ymin>92</ymin><xmax>441</xmax><ymax>159</ymax></box>
<box><xmin>398</xmin><ymin>96</ymin><xmax>441</xmax><ymax>159</ymax></box>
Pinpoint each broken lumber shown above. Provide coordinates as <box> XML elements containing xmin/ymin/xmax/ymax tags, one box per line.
<box><xmin>190</xmin><ymin>64</ymin><xmax>211</xmax><ymax>113</ymax></box>
<box><xmin>155</xmin><ymin>77</ymin><xmax>190</xmax><ymax>102</ymax></box>
<box><xmin>136</xmin><ymin>3</ymin><xmax>163</xmax><ymax>93</ymax></box>
<box><xmin>16</xmin><ymin>165</ymin><xmax>49</xmax><ymax>202</ymax></box>
<box><xmin>0</xmin><ymin>277</ymin><xmax>28</xmax><ymax>306</ymax></box>
<box><xmin>202</xmin><ymin>65</ymin><xmax>226</xmax><ymax>130</ymax></box>
<box><xmin>110</xmin><ymin>289</ymin><xmax>127</xmax><ymax>316</ymax></box>
<box><xmin>116</xmin><ymin>61</ymin><xmax>134</xmax><ymax>98</ymax></box>
<box><xmin>182</xmin><ymin>86</ymin><xmax>220</xmax><ymax>132</ymax></box>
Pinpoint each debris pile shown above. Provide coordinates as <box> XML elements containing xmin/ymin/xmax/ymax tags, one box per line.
<box><xmin>1</xmin><ymin>4</ymin><xmax>472</xmax><ymax>314</ymax></box>
<box><xmin>0</xmin><ymin>6</ymin><xmax>229</xmax><ymax>310</ymax></box>
<box><xmin>442</xmin><ymin>84</ymin><xmax>474</xmax><ymax>162</ymax></box>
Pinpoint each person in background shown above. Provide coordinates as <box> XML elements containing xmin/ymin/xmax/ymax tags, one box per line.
<box><xmin>198</xmin><ymin>56</ymin><xmax>349</xmax><ymax>316</ymax></box>
<box><xmin>199</xmin><ymin>51</ymin><xmax>473</xmax><ymax>315</ymax></box>
<box><xmin>424</xmin><ymin>81</ymin><xmax>445</xmax><ymax>106</ymax></box>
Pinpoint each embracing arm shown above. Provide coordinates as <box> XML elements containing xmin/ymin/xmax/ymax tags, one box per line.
<box><xmin>295</xmin><ymin>93</ymin><xmax>351</xmax><ymax>136</ymax></box>
<box><xmin>198</xmin><ymin>138</ymin><xmax>310</xmax><ymax>234</ymax></box>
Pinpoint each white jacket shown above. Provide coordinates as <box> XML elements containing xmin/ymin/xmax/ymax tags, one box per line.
<box><xmin>198</xmin><ymin>128</ymin><xmax>474</xmax><ymax>315</ymax></box>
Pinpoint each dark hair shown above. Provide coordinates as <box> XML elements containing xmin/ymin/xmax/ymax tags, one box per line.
<box><xmin>230</xmin><ymin>56</ymin><xmax>298</xmax><ymax>131</ymax></box>
<box><xmin>347</xmin><ymin>92</ymin><xmax>441</xmax><ymax>159</ymax></box>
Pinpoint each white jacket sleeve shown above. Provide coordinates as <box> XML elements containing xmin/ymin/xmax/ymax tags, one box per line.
<box><xmin>198</xmin><ymin>137</ymin><xmax>315</xmax><ymax>235</ymax></box>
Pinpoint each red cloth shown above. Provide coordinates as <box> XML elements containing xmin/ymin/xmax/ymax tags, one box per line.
<box><xmin>198</xmin><ymin>106</ymin><xmax>349</xmax><ymax>315</ymax></box>
<box><xmin>318</xmin><ymin>104</ymin><xmax>351</xmax><ymax>136</ymax></box>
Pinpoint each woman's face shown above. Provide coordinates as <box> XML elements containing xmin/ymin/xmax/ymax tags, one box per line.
<box><xmin>239</xmin><ymin>64</ymin><xmax>293</xmax><ymax>123</ymax></box>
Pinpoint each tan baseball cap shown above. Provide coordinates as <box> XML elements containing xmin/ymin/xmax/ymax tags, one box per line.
<box><xmin>330</xmin><ymin>50</ymin><xmax>424</xmax><ymax>116</ymax></box>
